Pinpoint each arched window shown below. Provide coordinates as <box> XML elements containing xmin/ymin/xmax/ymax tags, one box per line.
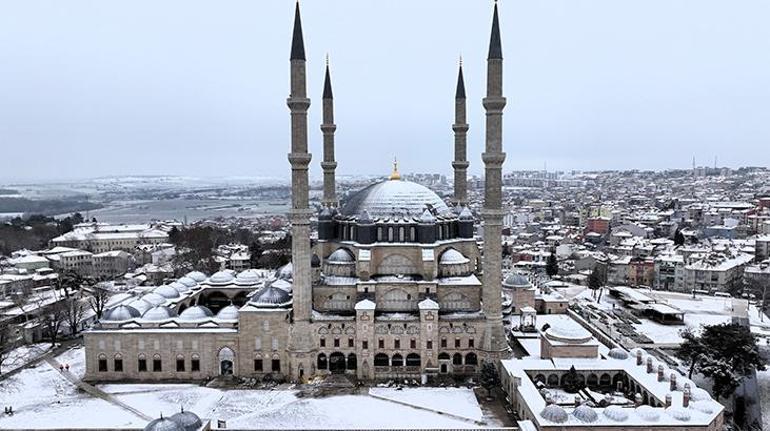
<box><xmin>347</xmin><ymin>353</ymin><xmax>357</xmax><ymax>370</ymax></box>
<box><xmin>317</xmin><ymin>353</ymin><xmax>328</xmax><ymax>370</ymax></box>
<box><xmin>351</xmin><ymin>226</ymin><xmax>357</xmax><ymax>241</ymax></box>
<box><xmin>98</xmin><ymin>353</ymin><xmax>108</xmax><ymax>372</ymax></box>
<box><xmin>587</xmin><ymin>373</ymin><xmax>599</xmax><ymax>388</ymax></box>
<box><xmin>438</xmin><ymin>352</ymin><xmax>450</xmax><ymax>361</ymax></box>
<box><xmin>409</xmin><ymin>226</ymin><xmax>416</xmax><ymax>242</ymax></box>
<box><xmin>391</xmin><ymin>354</ymin><xmax>404</xmax><ymax>367</ymax></box>
<box><xmin>465</xmin><ymin>352</ymin><xmax>478</xmax><ymax>366</ymax></box>
<box><xmin>176</xmin><ymin>354</ymin><xmax>185</xmax><ymax>372</ymax></box>
<box><xmin>452</xmin><ymin>353</ymin><xmax>463</xmax><ymax>365</ymax></box>
<box><xmin>406</xmin><ymin>353</ymin><xmax>421</xmax><ymax>367</ymax></box>
<box><xmin>113</xmin><ymin>353</ymin><xmax>123</xmax><ymax>372</ymax></box>
<box><xmin>398</xmin><ymin>227</ymin><xmax>405</xmax><ymax>242</ymax></box>
<box><xmin>388</xmin><ymin>227</ymin><xmax>394</xmax><ymax>242</ymax></box>
<box><xmin>534</xmin><ymin>374</ymin><xmax>546</xmax><ymax>386</ymax></box>
<box><xmin>599</xmin><ymin>373</ymin><xmax>612</xmax><ymax>387</ymax></box>
<box><xmin>152</xmin><ymin>353</ymin><xmax>162</xmax><ymax>372</ymax></box>
<box><xmin>374</xmin><ymin>353</ymin><xmax>389</xmax><ymax>367</ymax></box>
<box><xmin>547</xmin><ymin>374</ymin><xmax>559</xmax><ymax>387</ymax></box>
<box><xmin>138</xmin><ymin>353</ymin><xmax>147</xmax><ymax>372</ymax></box>
<box><xmin>377</xmin><ymin>227</ymin><xmax>383</xmax><ymax>242</ymax></box>
<box><xmin>191</xmin><ymin>354</ymin><xmax>200</xmax><ymax>372</ymax></box>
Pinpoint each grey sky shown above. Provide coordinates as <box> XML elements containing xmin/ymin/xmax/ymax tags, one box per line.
<box><xmin>1</xmin><ymin>0</ymin><xmax>768</xmax><ymax>182</ymax></box>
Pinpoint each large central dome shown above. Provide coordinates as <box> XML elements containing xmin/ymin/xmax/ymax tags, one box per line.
<box><xmin>341</xmin><ymin>179</ymin><xmax>452</xmax><ymax>219</ymax></box>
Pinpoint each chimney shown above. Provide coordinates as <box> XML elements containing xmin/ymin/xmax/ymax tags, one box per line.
<box><xmin>574</xmin><ymin>396</ymin><xmax>581</xmax><ymax>407</ymax></box>
<box><xmin>670</xmin><ymin>373</ymin><xmax>677</xmax><ymax>391</ymax></box>
<box><xmin>665</xmin><ymin>393</ymin><xmax>672</xmax><ymax>408</ymax></box>
<box><xmin>646</xmin><ymin>357</ymin><xmax>653</xmax><ymax>373</ymax></box>
<box><xmin>683</xmin><ymin>388</ymin><xmax>690</xmax><ymax>408</ymax></box>
<box><xmin>657</xmin><ymin>365</ymin><xmax>664</xmax><ymax>382</ymax></box>
<box><xmin>636</xmin><ymin>350</ymin><xmax>643</xmax><ymax>365</ymax></box>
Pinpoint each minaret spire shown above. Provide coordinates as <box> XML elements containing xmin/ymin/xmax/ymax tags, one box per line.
<box><xmin>480</xmin><ymin>0</ymin><xmax>511</xmax><ymax>358</ymax></box>
<box><xmin>452</xmin><ymin>57</ymin><xmax>469</xmax><ymax>206</ymax></box>
<box><xmin>321</xmin><ymin>55</ymin><xmax>338</xmax><ymax>207</ymax></box>
<box><xmin>286</xmin><ymin>0</ymin><xmax>315</xmax><ymax>373</ymax></box>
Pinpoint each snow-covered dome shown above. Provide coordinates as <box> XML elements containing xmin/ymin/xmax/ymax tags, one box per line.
<box><xmin>603</xmin><ymin>406</ymin><xmax>629</xmax><ymax>422</ymax></box>
<box><xmin>154</xmin><ymin>285</ymin><xmax>181</xmax><ymax>299</ymax></box>
<box><xmin>277</xmin><ymin>262</ymin><xmax>293</xmax><ymax>280</ymax></box>
<box><xmin>250</xmin><ymin>283</ymin><xmax>292</xmax><ymax>308</ymax></box>
<box><xmin>179</xmin><ymin>306</ymin><xmax>214</xmax><ymax>321</ymax></box>
<box><xmin>540</xmin><ymin>404</ymin><xmax>568</xmax><ymax>423</ymax></box>
<box><xmin>177</xmin><ymin>277</ymin><xmax>197</xmax><ymax>288</ymax></box>
<box><xmin>141</xmin><ymin>292</ymin><xmax>167</xmax><ymax>306</ymax></box>
<box><xmin>666</xmin><ymin>406</ymin><xmax>691</xmax><ymax>421</ymax></box>
<box><xmin>271</xmin><ymin>278</ymin><xmax>293</xmax><ymax>292</ymax></box>
<box><xmin>341</xmin><ymin>179</ymin><xmax>452</xmax><ymax>219</ymax></box>
<box><xmin>186</xmin><ymin>271</ymin><xmax>207</xmax><ymax>283</ymax></box>
<box><xmin>169</xmin><ymin>410</ymin><xmax>202</xmax><ymax>431</ymax></box>
<box><xmin>689</xmin><ymin>387</ymin><xmax>711</xmax><ymax>401</ymax></box>
<box><xmin>327</xmin><ymin>248</ymin><xmax>355</xmax><ymax>264</ymax></box>
<box><xmin>503</xmin><ymin>272</ymin><xmax>532</xmax><ymax>289</ymax></box>
<box><xmin>572</xmin><ymin>405</ymin><xmax>598</xmax><ymax>423</ymax></box>
<box><xmin>544</xmin><ymin>325</ymin><xmax>592</xmax><ymax>344</ymax></box>
<box><xmin>169</xmin><ymin>281</ymin><xmax>190</xmax><ymax>293</ymax></box>
<box><xmin>209</xmin><ymin>270</ymin><xmax>235</xmax><ymax>285</ymax></box>
<box><xmin>143</xmin><ymin>417</ymin><xmax>184</xmax><ymax>431</ymax></box>
<box><xmin>608</xmin><ymin>347</ymin><xmax>629</xmax><ymax>360</ymax></box>
<box><xmin>235</xmin><ymin>270</ymin><xmax>260</xmax><ymax>286</ymax></box>
<box><xmin>103</xmin><ymin>305</ymin><xmax>141</xmax><ymax>321</ymax></box>
<box><xmin>142</xmin><ymin>305</ymin><xmax>178</xmax><ymax>321</ymax></box>
<box><xmin>635</xmin><ymin>405</ymin><xmax>660</xmax><ymax>421</ymax></box>
<box><xmin>629</xmin><ymin>347</ymin><xmax>648</xmax><ymax>358</ymax></box>
<box><xmin>439</xmin><ymin>248</ymin><xmax>469</xmax><ymax>265</ymax></box>
<box><xmin>127</xmin><ymin>299</ymin><xmax>153</xmax><ymax>315</ymax></box>
<box><xmin>690</xmin><ymin>400</ymin><xmax>715</xmax><ymax>414</ymax></box>
<box><xmin>216</xmin><ymin>304</ymin><xmax>240</xmax><ymax>320</ymax></box>
<box><xmin>458</xmin><ymin>206</ymin><xmax>474</xmax><ymax>221</ymax></box>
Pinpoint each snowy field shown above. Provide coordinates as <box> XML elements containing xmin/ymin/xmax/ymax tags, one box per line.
<box><xmin>1</xmin><ymin>347</ymin><xmax>498</xmax><ymax>429</ymax></box>
<box><xmin>0</xmin><ymin>343</ymin><xmax>52</xmax><ymax>374</ymax></box>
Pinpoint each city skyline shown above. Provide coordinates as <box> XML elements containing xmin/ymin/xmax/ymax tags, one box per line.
<box><xmin>1</xmin><ymin>0</ymin><xmax>769</xmax><ymax>182</ymax></box>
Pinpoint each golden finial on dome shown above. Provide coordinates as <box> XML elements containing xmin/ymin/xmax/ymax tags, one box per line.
<box><xmin>389</xmin><ymin>157</ymin><xmax>401</xmax><ymax>180</ymax></box>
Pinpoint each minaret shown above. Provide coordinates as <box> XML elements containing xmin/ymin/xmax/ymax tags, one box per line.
<box><xmin>321</xmin><ymin>55</ymin><xmax>338</xmax><ymax>207</ymax></box>
<box><xmin>480</xmin><ymin>1</ymin><xmax>510</xmax><ymax>357</ymax></box>
<box><xmin>286</xmin><ymin>1</ymin><xmax>314</xmax><ymax>374</ymax></box>
<box><xmin>452</xmin><ymin>57</ymin><xmax>469</xmax><ymax>207</ymax></box>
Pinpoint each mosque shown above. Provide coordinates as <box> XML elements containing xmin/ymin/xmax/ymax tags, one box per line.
<box><xmin>83</xmin><ymin>1</ymin><xmax>511</xmax><ymax>382</ymax></box>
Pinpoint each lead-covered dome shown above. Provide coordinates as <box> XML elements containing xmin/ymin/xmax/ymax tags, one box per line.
<box><xmin>169</xmin><ymin>410</ymin><xmax>202</xmax><ymax>431</ymax></box>
<box><xmin>250</xmin><ymin>283</ymin><xmax>292</xmax><ymax>308</ymax></box>
<box><xmin>503</xmin><ymin>272</ymin><xmax>532</xmax><ymax>289</ymax></box>
<box><xmin>144</xmin><ymin>417</ymin><xmax>184</xmax><ymax>431</ymax></box>
<box><xmin>341</xmin><ymin>180</ymin><xmax>451</xmax><ymax>219</ymax></box>
<box><xmin>127</xmin><ymin>299</ymin><xmax>153</xmax><ymax>315</ymax></box>
<box><xmin>179</xmin><ymin>306</ymin><xmax>214</xmax><ymax>321</ymax></box>
<box><xmin>216</xmin><ymin>304</ymin><xmax>240</xmax><ymax>320</ymax></box>
<box><xmin>209</xmin><ymin>270</ymin><xmax>235</xmax><ymax>285</ymax></box>
<box><xmin>142</xmin><ymin>305</ymin><xmax>178</xmax><ymax>321</ymax></box>
<box><xmin>177</xmin><ymin>277</ymin><xmax>198</xmax><ymax>288</ymax></box>
<box><xmin>328</xmin><ymin>248</ymin><xmax>355</xmax><ymax>263</ymax></box>
<box><xmin>154</xmin><ymin>285</ymin><xmax>181</xmax><ymax>299</ymax></box>
<box><xmin>186</xmin><ymin>271</ymin><xmax>207</xmax><ymax>283</ymax></box>
<box><xmin>540</xmin><ymin>404</ymin><xmax>568</xmax><ymax>423</ymax></box>
<box><xmin>103</xmin><ymin>305</ymin><xmax>141</xmax><ymax>321</ymax></box>
<box><xmin>142</xmin><ymin>292</ymin><xmax>167</xmax><ymax>306</ymax></box>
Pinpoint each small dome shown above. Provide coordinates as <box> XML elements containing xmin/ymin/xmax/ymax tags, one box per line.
<box><xmin>608</xmin><ymin>348</ymin><xmax>629</xmax><ymax>360</ymax></box>
<box><xmin>209</xmin><ymin>270</ymin><xmax>235</xmax><ymax>285</ymax></box>
<box><xmin>544</xmin><ymin>325</ymin><xmax>592</xmax><ymax>344</ymax></box>
<box><xmin>328</xmin><ymin>248</ymin><xmax>355</xmax><ymax>264</ymax></box>
<box><xmin>629</xmin><ymin>347</ymin><xmax>648</xmax><ymax>358</ymax></box>
<box><xmin>169</xmin><ymin>281</ymin><xmax>190</xmax><ymax>293</ymax></box>
<box><xmin>689</xmin><ymin>387</ymin><xmax>711</xmax><ymax>401</ymax></box>
<box><xmin>216</xmin><ymin>304</ymin><xmax>240</xmax><ymax>320</ymax></box>
<box><xmin>357</xmin><ymin>209</ymin><xmax>373</xmax><ymax>224</ymax></box>
<box><xmin>603</xmin><ymin>406</ymin><xmax>629</xmax><ymax>422</ymax></box>
<box><xmin>144</xmin><ymin>417</ymin><xmax>184</xmax><ymax>431</ymax></box>
<box><xmin>666</xmin><ymin>406</ymin><xmax>691</xmax><ymax>421</ymax></box>
<box><xmin>271</xmin><ymin>278</ymin><xmax>293</xmax><ymax>292</ymax></box>
<box><xmin>540</xmin><ymin>404</ymin><xmax>568</xmax><ymax>423</ymax></box>
<box><xmin>439</xmin><ymin>249</ymin><xmax>469</xmax><ymax>265</ymax></box>
<box><xmin>177</xmin><ymin>277</ymin><xmax>198</xmax><ymax>288</ymax></box>
<box><xmin>503</xmin><ymin>272</ymin><xmax>532</xmax><ymax>289</ymax></box>
<box><xmin>311</xmin><ymin>254</ymin><xmax>321</xmax><ymax>267</ymax></box>
<box><xmin>419</xmin><ymin>209</ymin><xmax>436</xmax><ymax>224</ymax></box>
<box><xmin>319</xmin><ymin>207</ymin><xmax>333</xmax><ymax>220</ymax></box>
<box><xmin>690</xmin><ymin>400</ymin><xmax>715</xmax><ymax>414</ymax></box>
<box><xmin>179</xmin><ymin>306</ymin><xmax>214</xmax><ymax>321</ymax></box>
<box><xmin>142</xmin><ymin>292</ymin><xmax>167</xmax><ymax>306</ymax></box>
<box><xmin>142</xmin><ymin>305</ymin><xmax>178</xmax><ymax>321</ymax></box>
<box><xmin>251</xmin><ymin>283</ymin><xmax>292</xmax><ymax>307</ymax></box>
<box><xmin>127</xmin><ymin>299</ymin><xmax>153</xmax><ymax>314</ymax></box>
<box><xmin>154</xmin><ymin>285</ymin><xmax>181</xmax><ymax>299</ymax></box>
<box><xmin>169</xmin><ymin>410</ymin><xmax>202</xmax><ymax>431</ymax></box>
<box><xmin>186</xmin><ymin>271</ymin><xmax>207</xmax><ymax>283</ymax></box>
<box><xmin>459</xmin><ymin>206</ymin><xmax>474</xmax><ymax>221</ymax></box>
<box><xmin>572</xmin><ymin>405</ymin><xmax>598</xmax><ymax>423</ymax></box>
<box><xmin>103</xmin><ymin>305</ymin><xmax>141</xmax><ymax>321</ymax></box>
<box><xmin>635</xmin><ymin>405</ymin><xmax>660</xmax><ymax>421</ymax></box>
<box><xmin>277</xmin><ymin>262</ymin><xmax>293</xmax><ymax>280</ymax></box>
<box><xmin>235</xmin><ymin>270</ymin><xmax>260</xmax><ymax>286</ymax></box>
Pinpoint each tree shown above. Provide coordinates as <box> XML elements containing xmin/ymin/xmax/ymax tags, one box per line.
<box><xmin>89</xmin><ymin>283</ymin><xmax>110</xmax><ymax>320</ymax></box>
<box><xmin>248</xmin><ymin>241</ymin><xmax>263</xmax><ymax>269</ymax></box>
<box><xmin>562</xmin><ymin>366</ymin><xmax>585</xmax><ymax>393</ymax></box>
<box><xmin>64</xmin><ymin>297</ymin><xmax>85</xmax><ymax>335</ymax></box>
<box><xmin>58</xmin><ymin>269</ymin><xmax>84</xmax><ymax>298</ymax></box>
<box><xmin>545</xmin><ymin>250</ymin><xmax>558</xmax><ymax>277</ymax></box>
<box><xmin>41</xmin><ymin>301</ymin><xmax>68</xmax><ymax>347</ymax></box>
<box><xmin>479</xmin><ymin>361</ymin><xmax>501</xmax><ymax>399</ymax></box>
<box><xmin>676</xmin><ymin>327</ymin><xmax>707</xmax><ymax>379</ymax></box>
<box><xmin>0</xmin><ymin>325</ymin><xmax>18</xmax><ymax>374</ymax></box>
<box><xmin>588</xmin><ymin>267</ymin><xmax>603</xmax><ymax>300</ymax></box>
<box><xmin>673</xmin><ymin>228</ymin><xmax>685</xmax><ymax>246</ymax></box>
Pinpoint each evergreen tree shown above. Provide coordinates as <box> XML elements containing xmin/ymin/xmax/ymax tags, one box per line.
<box><xmin>674</xmin><ymin>228</ymin><xmax>685</xmax><ymax>246</ymax></box>
<box><xmin>545</xmin><ymin>251</ymin><xmax>558</xmax><ymax>277</ymax></box>
<box><xmin>479</xmin><ymin>361</ymin><xmax>501</xmax><ymax>399</ymax></box>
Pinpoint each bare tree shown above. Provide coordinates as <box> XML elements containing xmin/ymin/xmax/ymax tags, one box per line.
<box><xmin>64</xmin><ymin>297</ymin><xmax>85</xmax><ymax>335</ymax></box>
<box><xmin>0</xmin><ymin>326</ymin><xmax>19</xmax><ymax>373</ymax></box>
<box><xmin>40</xmin><ymin>300</ymin><xmax>68</xmax><ymax>347</ymax></box>
<box><xmin>89</xmin><ymin>283</ymin><xmax>110</xmax><ymax>320</ymax></box>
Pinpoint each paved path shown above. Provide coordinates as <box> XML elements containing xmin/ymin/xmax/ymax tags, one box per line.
<box><xmin>43</xmin><ymin>355</ymin><xmax>152</xmax><ymax>421</ymax></box>
<box><xmin>366</xmin><ymin>391</ymin><xmax>485</xmax><ymax>426</ymax></box>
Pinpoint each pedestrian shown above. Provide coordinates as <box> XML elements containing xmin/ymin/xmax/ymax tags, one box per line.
<box><xmin>59</xmin><ymin>364</ymin><xmax>64</xmax><ymax>372</ymax></box>
<box><xmin>65</xmin><ymin>363</ymin><xmax>70</xmax><ymax>371</ymax></box>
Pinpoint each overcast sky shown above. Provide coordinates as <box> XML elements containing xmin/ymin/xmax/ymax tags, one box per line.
<box><xmin>1</xmin><ymin>0</ymin><xmax>769</xmax><ymax>182</ymax></box>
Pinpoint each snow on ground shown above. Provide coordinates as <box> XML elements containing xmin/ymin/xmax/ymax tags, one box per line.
<box><xmin>0</xmin><ymin>343</ymin><xmax>52</xmax><ymax>374</ymax></box>
<box><xmin>633</xmin><ymin>314</ymin><xmax>733</xmax><ymax>344</ymax></box>
<box><xmin>369</xmin><ymin>387</ymin><xmax>482</xmax><ymax>421</ymax></box>
<box><xmin>56</xmin><ymin>345</ymin><xmax>86</xmax><ymax>379</ymax></box>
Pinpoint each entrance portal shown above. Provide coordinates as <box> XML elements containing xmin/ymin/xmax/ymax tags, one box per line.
<box><xmin>329</xmin><ymin>352</ymin><xmax>346</xmax><ymax>374</ymax></box>
<box><xmin>218</xmin><ymin>347</ymin><xmax>235</xmax><ymax>375</ymax></box>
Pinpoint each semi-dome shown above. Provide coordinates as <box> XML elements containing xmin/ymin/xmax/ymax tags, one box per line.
<box><xmin>186</xmin><ymin>271</ymin><xmax>207</xmax><ymax>283</ymax></box>
<box><xmin>127</xmin><ymin>299</ymin><xmax>153</xmax><ymax>314</ymax></box>
<box><xmin>235</xmin><ymin>270</ymin><xmax>260</xmax><ymax>286</ymax></box>
<box><xmin>503</xmin><ymin>272</ymin><xmax>532</xmax><ymax>289</ymax></box>
<box><xmin>341</xmin><ymin>179</ymin><xmax>452</xmax><ymax>220</ymax></box>
<box><xmin>209</xmin><ymin>270</ymin><xmax>235</xmax><ymax>285</ymax></box>
<box><xmin>177</xmin><ymin>277</ymin><xmax>198</xmax><ymax>288</ymax></box>
<box><xmin>142</xmin><ymin>305</ymin><xmax>178</xmax><ymax>321</ymax></box>
<box><xmin>154</xmin><ymin>285</ymin><xmax>181</xmax><ymax>299</ymax></box>
<box><xmin>540</xmin><ymin>404</ymin><xmax>568</xmax><ymax>423</ymax></box>
<box><xmin>143</xmin><ymin>417</ymin><xmax>184</xmax><ymax>431</ymax></box>
<box><xmin>169</xmin><ymin>410</ymin><xmax>202</xmax><ymax>431</ymax></box>
<box><xmin>603</xmin><ymin>406</ymin><xmax>629</xmax><ymax>422</ymax></box>
<box><xmin>608</xmin><ymin>347</ymin><xmax>629</xmax><ymax>360</ymax></box>
<box><xmin>635</xmin><ymin>405</ymin><xmax>660</xmax><ymax>421</ymax></box>
<box><xmin>439</xmin><ymin>248</ymin><xmax>469</xmax><ymax>265</ymax></box>
<box><xmin>328</xmin><ymin>248</ymin><xmax>355</xmax><ymax>264</ymax></box>
<box><xmin>103</xmin><ymin>305</ymin><xmax>141</xmax><ymax>321</ymax></box>
<box><xmin>216</xmin><ymin>304</ymin><xmax>240</xmax><ymax>320</ymax></box>
<box><xmin>142</xmin><ymin>292</ymin><xmax>167</xmax><ymax>306</ymax></box>
<box><xmin>179</xmin><ymin>306</ymin><xmax>214</xmax><ymax>321</ymax></box>
<box><xmin>572</xmin><ymin>404</ymin><xmax>598</xmax><ymax>423</ymax></box>
<box><xmin>250</xmin><ymin>283</ymin><xmax>292</xmax><ymax>307</ymax></box>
